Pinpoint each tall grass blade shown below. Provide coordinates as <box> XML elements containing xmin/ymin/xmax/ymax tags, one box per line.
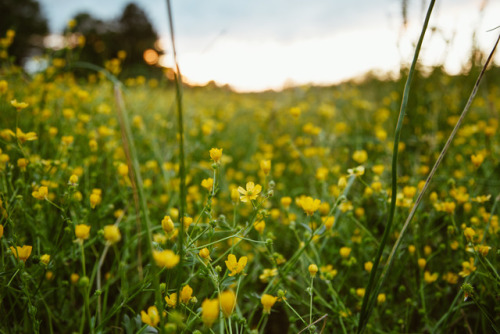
<box><xmin>166</xmin><ymin>0</ymin><xmax>187</xmax><ymax>303</ymax></box>
<box><xmin>357</xmin><ymin>1</ymin><xmax>436</xmax><ymax>332</ymax></box>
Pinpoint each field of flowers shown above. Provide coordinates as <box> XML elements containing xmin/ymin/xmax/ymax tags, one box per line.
<box><xmin>0</xmin><ymin>26</ymin><xmax>499</xmax><ymax>333</ymax></box>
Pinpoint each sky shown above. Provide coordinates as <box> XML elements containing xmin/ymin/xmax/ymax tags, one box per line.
<box><xmin>38</xmin><ymin>0</ymin><xmax>500</xmax><ymax>92</ymax></box>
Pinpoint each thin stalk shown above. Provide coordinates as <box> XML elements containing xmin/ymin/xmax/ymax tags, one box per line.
<box><xmin>166</xmin><ymin>0</ymin><xmax>187</xmax><ymax>306</ymax></box>
<box><xmin>367</xmin><ymin>31</ymin><xmax>500</xmax><ymax>332</ymax></box>
<box><xmin>357</xmin><ymin>1</ymin><xmax>436</xmax><ymax>332</ymax></box>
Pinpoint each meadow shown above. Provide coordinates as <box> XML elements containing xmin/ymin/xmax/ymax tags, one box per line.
<box><xmin>1</xmin><ymin>14</ymin><xmax>500</xmax><ymax>334</ymax></box>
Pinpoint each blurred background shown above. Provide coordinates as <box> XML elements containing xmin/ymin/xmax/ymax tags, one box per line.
<box><xmin>1</xmin><ymin>0</ymin><xmax>499</xmax><ymax>91</ymax></box>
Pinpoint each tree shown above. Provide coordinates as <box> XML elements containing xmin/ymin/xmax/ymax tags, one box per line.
<box><xmin>0</xmin><ymin>0</ymin><xmax>49</xmax><ymax>65</ymax></box>
<box><xmin>71</xmin><ymin>2</ymin><xmax>160</xmax><ymax>77</ymax></box>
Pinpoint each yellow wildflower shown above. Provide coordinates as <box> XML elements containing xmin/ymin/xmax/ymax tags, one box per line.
<box><xmin>16</xmin><ymin>128</ymin><xmax>38</xmax><ymax>143</ymax></box>
<box><xmin>103</xmin><ymin>225</ymin><xmax>121</xmax><ymax>244</ymax></box>
<box><xmin>75</xmin><ymin>224</ymin><xmax>91</xmax><ymax>241</ymax></box>
<box><xmin>32</xmin><ymin>186</ymin><xmax>48</xmax><ymax>200</ymax></box>
<box><xmin>260</xmin><ymin>160</ymin><xmax>271</xmax><ymax>175</ymax></box>
<box><xmin>352</xmin><ymin>150</ymin><xmax>368</xmax><ymax>164</ymax></box>
<box><xmin>339</xmin><ymin>247</ymin><xmax>351</xmax><ymax>259</ymax></box>
<box><xmin>470</xmin><ymin>153</ymin><xmax>484</xmax><ymax>168</ymax></box>
<box><xmin>364</xmin><ymin>261</ymin><xmax>373</xmax><ymax>272</ymax></box>
<box><xmin>153</xmin><ymin>250</ymin><xmax>180</xmax><ymax>268</ymax></box>
<box><xmin>161</xmin><ymin>216</ymin><xmax>174</xmax><ymax>233</ymax></box>
<box><xmin>476</xmin><ymin>245</ymin><xmax>491</xmax><ymax>256</ymax></box>
<box><xmin>209</xmin><ymin>148</ymin><xmax>223</xmax><ymax>163</ymax></box>
<box><xmin>201</xmin><ymin>298</ymin><xmax>219</xmax><ymax>327</ymax></box>
<box><xmin>201</xmin><ymin>178</ymin><xmax>214</xmax><ymax>191</ymax></box>
<box><xmin>424</xmin><ymin>271</ymin><xmax>438</xmax><ymax>283</ymax></box>
<box><xmin>90</xmin><ymin>193</ymin><xmax>101</xmax><ymax>209</ymax></box>
<box><xmin>377</xmin><ymin>293</ymin><xmax>386</xmax><ymax>304</ymax></box>
<box><xmin>225</xmin><ymin>254</ymin><xmax>248</xmax><ymax>276</ymax></box>
<box><xmin>253</xmin><ymin>220</ymin><xmax>265</xmax><ymax>234</ymax></box>
<box><xmin>308</xmin><ymin>264</ymin><xmax>318</xmax><ymax>277</ymax></box>
<box><xmin>463</xmin><ymin>227</ymin><xmax>475</xmax><ymax>243</ymax></box>
<box><xmin>220</xmin><ymin>290</ymin><xmax>236</xmax><ymax>317</ymax></box>
<box><xmin>199</xmin><ymin>247</ymin><xmax>211</xmax><ymax>261</ymax></box>
<box><xmin>11</xmin><ymin>99</ymin><xmax>29</xmax><ymax>111</ymax></box>
<box><xmin>141</xmin><ymin>306</ymin><xmax>160</xmax><ymax>327</ymax></box>
<box><xmin>10</xmin><ymin>245</ymin><xmax>32</xmax><ymax>262</ymax></box>
<box><xmin>301</xmin><ymin>196</ymin><xmax>321</xmax><ymax>216</ymax></box>
<box><xmin>261</xmin><ymin>294</ymin><xmax>278</xmax><ymax>314</ymax></box>
<box><xmin>40</xmin><ymin>254</ymin><xmax>51</xmax><ymax>265</ymax></box>
<box><xmin>165</xmin><ymin>293</ymin><xmax>177</xmax><ymax>308</ymax></box>
<box><xmin>459</xmin><ymin>258</ymin><xmax>476</xmax><ymax>277</ymax></box>
<box><xmin>180</xmin><ymin>285</ymin><xmax>193</xmax><ymax>303</ymax></box>
<box><xmin>238</xmin><ymin>182</ymin><xmax>262</xmax><ymax>203</ymax></box>
<box><xmin>17</xmin><ymin>158</ymin><xmax>28</xmax><ymax>172</ymax></box>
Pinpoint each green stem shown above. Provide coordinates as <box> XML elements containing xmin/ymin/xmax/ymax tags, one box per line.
<box><xmin>357</xmin><ymin>2</ymin><xmax>436</xmax><ymax>332</ymax></box>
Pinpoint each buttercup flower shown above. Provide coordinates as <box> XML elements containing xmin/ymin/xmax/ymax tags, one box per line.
<box><xmin>75</xmin><ymin>224</ymin><xmax>91</xmax><ymax>241</ymax></box>
<box><xmin>238</xmin><ymin>182</ymin><xmax>262</xmax><ymax>203</ymax></box>
<box><xmin>220</xmin><ymin>290</ymin><xmax>236</xmax><ymax>317</ymax></box>
<box><xmin>10</xmin><ymin>245</ymin><xmax>32</xmax><ymax>262</ymax></box>
<box><xmin>301</xmin><ymin>196</ymin><xmax>321</xmax><ymax>216</ymax></box>
<box><xmin>201</xmin><ymin>298</ymin><xmax>219</xmax><ymax>327</ymax></box>
<box><xmin>209</xmin><ymin>148</ymin><xmax>223</xmax><ymax>163</ymax></box>
<box><xmin>180</xmin><ymin>284</ymin><xmax>193</xmax><ymax>303</ymax></box>
<box><xmin>141</xmin><ymin>306</ymin><xmax>160</xmax><ymax>327</ymax></box>
<box><xmin>11</xmin><ymin>99</ymin><xmax>29</xmax><ymax>111</ymax></box>
<box><xmin>153</xmin><ymin>249</ymin><xmax>180</xmax><ymax>268</ymax></box>
<box><xmin>165</xmin><ymin>293</ymin><xmax>177</xmax><ymax>308</ymax></box>
<box><xmin>260</xmin><ymin>160</ymin><xmax>271</xmax><ymax>175</ymax></box>
<box><xmin>103</xmin><ymin>225</ymin><xmax>121</xmax><ymax>244</ymax></box>
<box><xmin>225</xmin><ymin>254</ymin><xmax>248</xmax><ymax>276</ymax></box>
<box><xmin>261</xmin><ymin>294</ymin><xmax>278</xmax><ymax>314</ymax></box>
<box><xmin>308</xmin><ymin>264</ymin><xmax>318</xmax><ymax>277</ymax></box>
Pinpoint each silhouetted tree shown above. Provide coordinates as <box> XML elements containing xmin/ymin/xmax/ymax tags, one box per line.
<box><xmin>0</xmin><ymin>0</ymin><xmax>49</xmax><ymax>65</ymax></box>
<box><xmin>71</xmin><ymin>2</ymin><xmax>160</xmax><ymax>77</ymax></box>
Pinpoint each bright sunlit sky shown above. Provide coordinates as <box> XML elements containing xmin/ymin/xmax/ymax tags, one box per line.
<box><xmin>38</xmin><ymin>0</ymin><xmax>500</xmax><ymax>91</ymax></box>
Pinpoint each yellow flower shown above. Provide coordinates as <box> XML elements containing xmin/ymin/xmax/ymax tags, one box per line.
<box><xmin>260</xmin><ymin>160</ymin><xmax>271</xmax><ymax>175</ymax></box>
<box><xmin>90</xmin><ymin>193</ymin><xmax>101</xmax><ymax>209</ymax></box>
<box><xmin>352</xmin><ymin>150</ymin><xmax>368</xmax><ymax>164</ymax></box>
<box><xmin>237</xmin><ymin>182</ymin><xmax>262</xmax><ymax>203</ymax></box>
<box><xmin>161</xmin><ymin>216</ymin><xmax>174</xmax><ymax>233</ymax></box>
<box><xmin>201</xmin><ymin>178</ymin><xmax>214</xmax><ymax>191</ymax></box>
<box><xmin>356</xmin><ymin>288</ymin><xmax>365</xmax><ymax>298</ymax></box>
<box><xmin>40</xmin><ymin>254</ymin><xmax>51</xmax><ymax>265</ymax></box>
<box><xmin>141</xmin><ymin>306</ymin><xmax>160</xmax><ymax>327</ymax></box>
<box><xmin>459</xmin><ymin>258</ymin><xmax>477</xmax><ymax>277</ymax></box>
<box><xmin>103</xmin><ymin>225</ymin><xmax>121</xmax><ymax>244</ymax></box>
<box><xmin>182</xmin><ymin>216</ymin><xmax>193</xmax><ymax>229</ymax></box>
<box><xmin>377</xmin><ymin>293</ymin><xmax>386</xmax><ymax>304</ymax></box>
<box><xmin>201</xmin><ymin>298</ymin><xmax>219</xmax><ymax>327</ymax></box>
<box><xmin>476</xmin><ymin>245</ymin><xmax>491</xmax><ymax>256</ymax></box>
<box><xmin>231</xmin><ymin>188</ymin><xmax>240</xmax><ymax>203</ymax></box>
<box><xmin>16</xmin><ymin>128</ymin><xmax>38</xmax><ymax>143</ymax></box>
<box><xmin>323</xmin><ymin>216</ymin><xmax>335</xmax><ymax>229</ymax></box>
<box><xmin>0</xmin><ymin>224</ymin><xmax>3</xmax><ymax>238</ymax></box>
<box><xmin>11</xmin><ymin>99</ymin><xmax>29</xmax><ymax>111</ymax></box>
<box><xmin>301</xmin><ymin>196</ymin><xmax>321</xmax><ymax>216</ymax></box>
<box><xmin>68</xmin><ymin>174</ymin><xmax>79</xmax><ymax>186</ymax></box>
<box><xmin>153</xmin><ymin>250</ymin><xmax>180</xmax><ymax>268</ymax></box>
<box><xmin>220</xmin><ymin>290</ymin><xmax>236</xmax><ymax>317</ymax></box>
<box><xmin>180</xmin><ymin>284</ymin><xmax>193</xmax><ymax>303</ymax></box>
<box><xmin>199</xmin><ymin>247</ymin><xmax>211</xmax><ymax>261</ymax></box>
<box><xmin>75</xmin><ymin>224</ymin><xmax>91</xmax><ymax>241</ymax></box>
<box><xmin>165</xmin><ymin>293</ymin><xmax>177</xmax><ymax>308</ymax></box>
<box><xmin>308</xmin><ymin>264</ymin><xmax>318</xmax><ymax>277</ymax></box>
<box><xmin>364</xmin><ymin>261</ymin><xmax>373</xmax><ymax>272</ymax></box>
<box><xmin>209</xmin><ymin>148</ymin><xmax>223</xmax><ymax>163</ymax></box>
<box><xmin>417</xmin><ymin>258</ymin><xmax>426</xmax><ymax>269</ymax></box>
<box><xmin>253</xmin><ymin>220</ymin><xmax>265</xmax><ymax>234</ymax></box>
<box><xmin>225</xmin><ymin>254</ymin><xmax>248</xmax><ymax>276</ymax></box>
<box><xmin>470</xmin><ymin>153</ymin><xmax>484</xmax><ymax>168</ymax></box>
<box><xmin>339</xmin><ymin>247</ymin><xmax>351</xmax><ymax>259</ymax></box>
<box><xmin>117</xmin><ymin>163</ymin><xmax>128</xmax><ymax>176</ymax></box>
<box><xmin>17</xmin><ymin>158</ymin><xmax>28</xmax><ymax>172</ymax></box>
<box><xmin>463</xmin><ymin>227</ymin><xmax>475</xmax><ymax>242</ymax></box>
<box><xmin>281</xmin><ymin>196</ymin><xmax>292</xmax><ymax>209</ymax></box>
<box><xmin>424</xmin><ymin>271</ymin><xmax>438</xmax><ymax>283</ymax></box>
<box><xmin>10</xmin><ymin>245</ymin><xmax>32</xmax><ymax>262</ymax></box>
<box><xmin>261</xmin><ymin>294</ymin><xmax>278</xmax><ymax>314</ymax></box>
<box><xmin>32</xmin><ymin>186</ymin><xmax>48</xmax><ymax>200</ymax></box>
